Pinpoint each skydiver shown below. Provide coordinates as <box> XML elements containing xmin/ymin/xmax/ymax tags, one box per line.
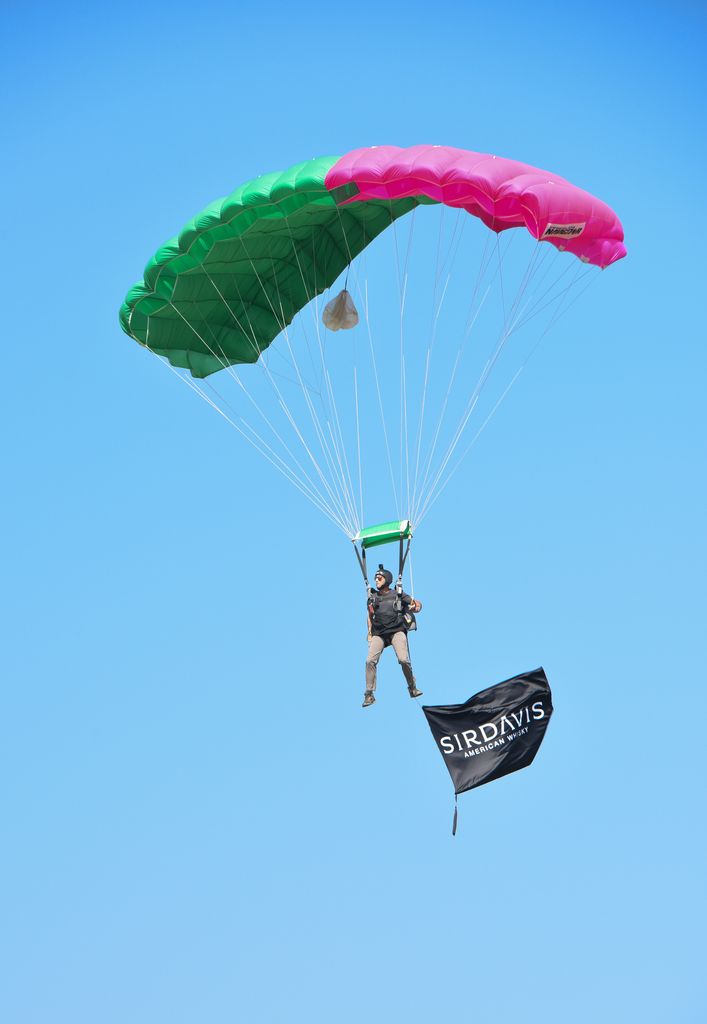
<box><xmin>362</xmin><ymin>568</ymin><xmax>423</xmax><ymax>708</ymax></box>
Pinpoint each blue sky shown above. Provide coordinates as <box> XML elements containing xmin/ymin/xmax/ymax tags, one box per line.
<box><xmin>3</xmin><ymin>2</ymin><xmax>706</xmax><ymax>1021</ymax></box>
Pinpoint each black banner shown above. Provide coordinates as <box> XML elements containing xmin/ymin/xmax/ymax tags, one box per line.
<box><xmin>422</xmin><ymin>667</ymin><xmax>553</xmax><ymax>797</ymax></box>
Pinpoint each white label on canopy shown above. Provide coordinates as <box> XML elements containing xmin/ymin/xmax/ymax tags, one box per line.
<box><xmin>542</xmin><ymin>222</ymin><xmax>586</xmax><ymax>239</ymax></box>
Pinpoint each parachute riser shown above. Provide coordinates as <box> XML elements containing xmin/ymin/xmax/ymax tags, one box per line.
<box><xmin>352</xmin><ymin>531</ymin><xmax>412</xmax><ymax>601</ymax></box>
<box><xmin>395</xmin><ymin>535</ymin><xmax>412</xmax><ymax>610</ymax></box>
<box><xmin>352</xmin><ymin>540</ymin><xmax>374</xmax><ymax>599</ymax></box>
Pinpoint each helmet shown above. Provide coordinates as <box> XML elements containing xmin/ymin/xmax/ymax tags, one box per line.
<box><xmin>375</xmin><ymin>566</ymin><xmax>393</xmax><ymax>587</ymax></box>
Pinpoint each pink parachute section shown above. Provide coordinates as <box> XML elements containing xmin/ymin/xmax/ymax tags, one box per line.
<box><xmin>325</xmin><ymin>145</ymin><xmax>626</xmax><ymax>269</ymax></box>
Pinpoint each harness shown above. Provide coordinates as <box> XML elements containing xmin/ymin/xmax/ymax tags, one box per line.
<box><xmin>353</xmin><ymin>530</ymin><xmax>416</xmax><ymax>630</ymax></box>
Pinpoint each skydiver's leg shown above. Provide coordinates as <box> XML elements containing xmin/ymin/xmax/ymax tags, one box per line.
<box><xmin>365</xmin><ymin>636</ymin><xmax>385</xmax><ymax>695</ymax></box>
<box><xmin>390</xmin><ymin>631</ymin><xmax>414</xmax><ymax>686</ymax></box>
<box><xmin>391</xmin><ymin>631</ymin><xmax>422</xmax><ymax>697</ymax></box>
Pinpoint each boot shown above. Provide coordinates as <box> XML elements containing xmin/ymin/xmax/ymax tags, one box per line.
<box><xmin>408</xmin><ymin>679</ymin><xmax>423</xmax><ymax>699</ymax></box>
<box><xmin>362</xmin><ymin>690</ymin><xmax>376</xmax><ymax>708</ymax></box>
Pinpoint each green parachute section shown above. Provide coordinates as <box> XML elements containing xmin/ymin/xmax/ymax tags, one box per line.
<box><xmin>354</xmin><ymin>519</ymin><xmax>413</xmax><ymax>550</ymax></box>
<box><xmin>119</xmin><ymin>155</ymin><xmax>433</xmax><ymax>378</ymax></box>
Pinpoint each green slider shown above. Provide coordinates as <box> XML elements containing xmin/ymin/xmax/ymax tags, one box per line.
<box><xmin>353</xmin><ymin>519</ymin><xmax>413</xmax><ymax>550</ymax></box>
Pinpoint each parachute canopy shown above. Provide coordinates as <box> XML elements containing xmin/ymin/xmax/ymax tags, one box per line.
<box><xmin>119</xmin><ymin>145</ymin><xmax>625</xmax><ymax>379</ymax></box>
<box><xmin>119</xmin><ymin>144</ymin><xmax>626</xmax><ymax>542</ymax></box>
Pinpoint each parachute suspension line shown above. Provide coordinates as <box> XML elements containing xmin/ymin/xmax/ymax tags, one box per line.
<box><xmin>511</xmin><ymin>239</ymin><xmax>554</xmax><ymax>306</ymax></box>
<box><xmin>416</xmin><ymin>273</ymin><xmax>591</xmax><ymax>527</ymax></box>
<box><xmin>416</xmin><ymin>366</ymin><xmax>524</xmax><ymax>528</ymax></box>
<box><xmin>278</xmin><ymin>219</ymin><xmax>361</xmax><ymax>531</ymax></box>
<box><xmin>208</xmin><ymin>283</ymin><xmax>354</xmax><ymax>536</ymax></box>
<box><xmin>399</xmin><ymin>205</ymin><xmax>416</xmax><ymax>520</ymax></box>
<box><xmin>326</xmin><ymin>234</ymin><xmax>365</xmax><ymax>530</ymax></box>
<box><xmin>295</xmin><ymin>262</ymin><xmax>362</xmax><ymax>534</ymax></box>
<box><xmin>346</xmin><ymin>226</ymin><xmax>368</xmax><ymax>530</ymax></box>
<box><xmin>183</xmin><ymin>306</ymin><xmax>349</xmax><ymax>527</ymax></box>
<box><xmin>409</xmin><ymin>205</ymin><xmax>443</xmax><ymax>520</ymax></box>
<box><xmin>416</xmin><ymin>258</ymin><xmax>598</xmax><ymax>526</ymax></box>
<box><xmin>233</xmin><ymin>251</ymin><xmax>359</xmax><ymax>538</ymax></box>
<box><xmin>203</xmin><ymin>275</ymin><xmax>311</xmax><ymax>392</ymax></box>
<box><xmin>419</xmin><ymin>240</ymin><xmax>543</xmax><ymax>501</ymax></box>
<box><xmin>344</xmin><ymin>227</ymin><xmax>365</xmax><ymax>530</ymax></box>
<box><xmin>410</xmin><ymin>227</ymin><xmax>502</xmax><ymax>520</ymax></box>
<box><xmin>285</xmin><ymin>231</ymin><xmax>325</xmax><ymax>397</ymax></box>
<box><xmin>441</xmin><ymin>206</ymin><xmax>468</xmax><ymax>281</ymax></box>
<box><xmin>267</xmin><ymin>257</ymin><xmax>360</xmax><ymax>536</ymax></box>
<box><xmin>308</xmin><ymin>230</ymin><xmax>330</xmax><ymax>418</ymax></box>
<box><xmin>353</xmin><ymin>365</ymin><xmax>364</xmax><ymax>527</ymax></box>
<box><xmin>326</xmin><ymin>201</ymin><xmax>360</xmax><ymax>493</ymax></box>
<box><xmin>402</xmin><ymin>354</ymin><xmax>411</xmax><ymax>517</ymax></box>
<box><xmin>318</xmin><ymin>344</ymin><xmax>361</xmax><ymax>534</ymax></box>
<box><xmin>342</xmin><ymin>244</ymin><xmax>400</xmax><ymax>519</ymax></box>
<box><xmin>277</xmin><ymin>221</ymin><xmax>362</xmax><ymax>534</ymax></box>
<box><xmin>153</xmin><ymin>353</ymin><xmax>352</xmax><ymax>535</ymax></box>
<box><xmin>231</xmin><ymin>243</ymin><xmax>345</xmax><ymax>503</ymax></box>
<box><xmin>362</xmin><ymin>276</ymin><xmax>401</xmax><ymax>517</ymax></box>
<box><xmin>316</xmin><ymin>353</ymin><xmax>363</xmax><ymax>536</ymax></box>
<box><xmin>410</xmin><ymin>208</ymin><xmax>467</xmax><ymax>520</ymax></box>
<box><xmin>389</xmin><ymin>203</ymin><xmax>417</xmax><ymax>519</ymax></box>
<box><xmin>216</xmin><ymin>373</ymin><xmax>346</xmax><ymax>521</ymax></box>
<box><xmin>201</xmin><ymin>268</ymin><xmax>357</xmax><ymax>534</ymax></box>
<box><xmin>496</xmin><ymin>234</ymin><xmax>507</xmax><ymax>326</ymax></box>
<box><xmin>513</xmin><ymin>261</ymin><xmax>591</xmax><ymax>334</ymax></box>
<box><xmin>159</xmin><ymin>301</ymin><xmax>352</xmax><ymax>531</ymax></box>
<box><xmin>499</xmin><ymin>249</ymin><xmax>575</xmax><ymax>335</ymax></box>
<box><xmin>330</xmin><ymin>201</ymin><xmax>400</xmax><ymax>521</ymax></box>
<box><xmin>412</xmin><ymin>238</ymin><xmax>545</xmax><ymax>523</ymax></box>
<box><xmin>221</xmin><ymin>410</ymin><xmax>353</xmax><ymax>535</ymax></box>
<box><xmin>407</xmin><ymin>230</ymin><xmax>502</xmax><ymax>512</ymax></box>
<box><xmin>486</xmin><ymin>242</ymin><xmax>559</xmax><ymax>342</ymax></box>
<box><xmin>402</xmin><ymin>211</ymin><xmax>417</xmax><ymax>518</ymax></box>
